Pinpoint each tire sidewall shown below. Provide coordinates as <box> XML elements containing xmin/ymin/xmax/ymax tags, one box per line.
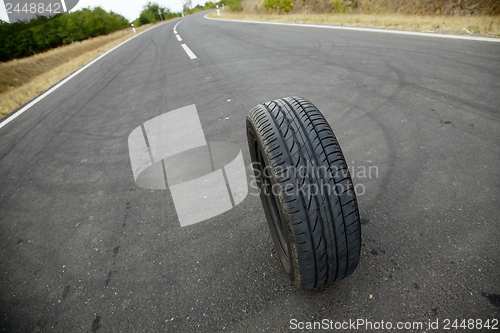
<box><xmin>246</xmin><ymin>118</ymin><xmax>298</xmax><ymax>282</ymax></box>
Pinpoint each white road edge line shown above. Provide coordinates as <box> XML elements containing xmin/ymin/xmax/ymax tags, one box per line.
<box><xmin>204</xmin><ymin>14</ymin><xmax>500</xmax><ymax>43</ymax></box>
<box><xmin>0</xmin><ymin>22</ymin><xmax>173</xmax><ymax>131</ymax></box>
<box><xmin>181</xmin><ymin>44</ymin><xmax>198</xmax><ymax>60</ymax></box>
<box><xmin>176</xmin><ymin>34</ymin><xmax>182</xmax><ymax>42</ymax></box>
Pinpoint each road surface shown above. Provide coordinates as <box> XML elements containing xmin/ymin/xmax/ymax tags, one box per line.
<box><xmin>1</xmin><ymin>12</ymin><xmax>499</xmax><ymax>332</ymax></box>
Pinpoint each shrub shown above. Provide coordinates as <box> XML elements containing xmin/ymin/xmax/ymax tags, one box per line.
<box><xmin>263</xmin><ymin>0</ymin><xmax>293</xmax><ymax>13</ymax></box>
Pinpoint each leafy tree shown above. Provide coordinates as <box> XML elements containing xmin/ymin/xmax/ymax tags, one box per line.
<box><xmin>215</xmin><ymin>0</ymin><xmax>242</xmax><ymax>11</ymax></box>
<box><xmin>263</xmin><ymin>0</ymin><xmax>293</xmax><ymax>12</ymax></box>
<box><xmin>137</xmin><ymin>2</ymin><xmax>180</xmax><ymax>26</ymax></box>
<box><xmin>183</xmin><ymin>4</ymin><xmax>192</xmax><ymax>15</ymax></box>
<box><xmin>204</xmin><ymin>1</ymin><xmax>216</xmax><ymax>9</ymax></box>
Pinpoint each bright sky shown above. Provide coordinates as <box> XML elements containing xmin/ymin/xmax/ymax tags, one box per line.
<box><xmin>0</xmin><ymin>0</ymin><xmax>208</xmax><ymax>23</ymax></box>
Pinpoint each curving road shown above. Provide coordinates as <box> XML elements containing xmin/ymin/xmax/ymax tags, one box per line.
<box><xmin>1</xmin><ymin>12</ymin><xmax>499</xmax><ymax>332</ymax></box>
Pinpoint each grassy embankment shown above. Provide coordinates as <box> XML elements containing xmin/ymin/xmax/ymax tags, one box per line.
<box><xmin>208</xmin><ymin>0</ymin><xmax>499</xmax><ymax>37</ymax></box>
<box><xmin>0</xmin><ymin>23</ymin><xmax>157</xmax><ymax>119</ymax></box>
<box><xmin>209</xmin><ymin>11</ymin><xmax>500</xmax><ymax>37</ymax></box>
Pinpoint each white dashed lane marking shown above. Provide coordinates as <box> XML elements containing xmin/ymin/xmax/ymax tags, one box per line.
<box><xmin>181</xmin><ymin>44</ymin><xmax>197</xmax><ymax>60</ymax></box>
<box><xmin>174</xmin><ymin>20</ymin><xmax>197</xmax><ymax>60</ymax></box>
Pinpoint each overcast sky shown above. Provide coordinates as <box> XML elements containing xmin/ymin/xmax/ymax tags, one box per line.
<box><xmin>0</xmin><ymin>0</ymin><xmax>208</xmax><ymax>23</ymax></box>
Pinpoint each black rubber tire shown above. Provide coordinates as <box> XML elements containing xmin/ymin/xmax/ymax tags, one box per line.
<box><xmin>246</xmin><ymin>97</ymin><xmax>361</xmax><ymax>290</ymax></box>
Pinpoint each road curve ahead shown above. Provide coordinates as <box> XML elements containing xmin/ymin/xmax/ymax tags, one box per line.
<box><xmin>1</xmin><ymin>12</ymin><xmax>499</xmax><ymax>332</ymax></box>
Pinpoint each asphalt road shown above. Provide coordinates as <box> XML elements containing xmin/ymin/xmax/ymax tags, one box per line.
<box><xmin>1</xmin><ymin>12</ymin><xmax>499</xmax><ymax>332</ymax></box>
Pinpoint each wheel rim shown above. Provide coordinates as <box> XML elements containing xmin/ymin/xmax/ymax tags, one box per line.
<box><xmin>255</xmin><ymin>140</ymin><xmax>289</xmax><ymax>259</ymax></box>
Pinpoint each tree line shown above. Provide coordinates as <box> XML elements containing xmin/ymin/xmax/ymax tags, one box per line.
<box><xmin>0</xmin><ymin>7</ymin><xmax>130</xmax><ymax>62</ymax></box>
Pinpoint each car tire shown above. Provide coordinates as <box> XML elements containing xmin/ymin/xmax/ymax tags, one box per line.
<box><xmin>246</xmin><ymin>97</ymin><xmax>361</xmax><ymax>290</ymax></box>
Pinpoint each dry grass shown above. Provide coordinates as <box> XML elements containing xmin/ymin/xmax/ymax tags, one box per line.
<box><xmin>209</xmin><ymin>11</ymin><xmax>500</xmax><ymax>37</ymax></box>
<box><xmin>0</xmin><ymin>23</ymin><xmax>157</xmax><ymax>119</ymax></box>
<box><xmin>241</xmin><ymin>0</ymin><xmax>500</xmax><ymax>15</ymax></box>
